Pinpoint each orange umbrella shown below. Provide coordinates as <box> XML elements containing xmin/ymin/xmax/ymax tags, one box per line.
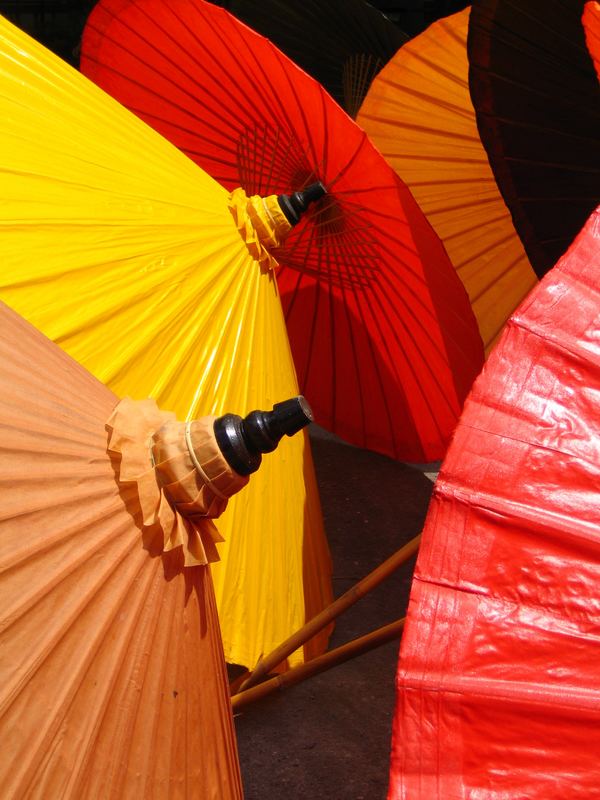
<box><xmin>357</xmin><ymin>7</ymin><xmax>538</xmax><ymax>354</ymax></box>
<box><xmin>0</xmin><ymin>299</ymin><xmax>310</xmax><ymax>797</ymax></box>
<box><xmin>584</xmin><ymin>1</ymin><xmax>600</xmax><ymax>79</ymax></box>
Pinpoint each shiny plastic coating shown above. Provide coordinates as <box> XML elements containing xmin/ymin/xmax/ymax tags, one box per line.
<box><xmin>0</xmin><ymin>302</ymin><xmax>243</xmax><ymax>799</ymax></box>
<box><xmin>81</xmin><ymin>0</ymin><xmax>485</xmax><ymax>463</ymax></box>
<box><xmin>468</xmin><ymin>0</ymin><xmax>600</xmax><ymax>277</ymax></box>
<box><xmin>388</xmin><ymin>206</ymin><xmax>600</xmax><ymax>798</ymax></box>
<box><xmin>357</xmin><ymin>8</ymin><xmax>538</xmax><ymax>354</ymax></box>
<box><xmin>0</xmin><ymin>16</ymin><xmax>332</xmax><ymax>670</ymax></box>
<box><xmin>584</xmin><ymin>1</ymin><xmax>600</xmax><ymax>80</ymax></box>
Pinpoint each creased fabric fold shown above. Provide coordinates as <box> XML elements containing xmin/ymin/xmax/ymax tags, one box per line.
<box><xmin>228</xmin><ymin>187</ymin><xmax>292</xmax><ymax>271</ymax></box>
<box><xmin>107</xmin><ymin>397</ymin><xmax>248</xmax><ymax>566</ymax></box>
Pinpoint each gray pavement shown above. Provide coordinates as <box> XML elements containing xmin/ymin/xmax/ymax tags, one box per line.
<box><xmin>234</xmin><ymin>426</ymin><xmax>437</xmax><ymax>799</ymax></box>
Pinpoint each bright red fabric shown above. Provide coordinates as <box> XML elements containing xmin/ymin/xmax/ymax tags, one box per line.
<box><xmin>81</xmin><ymin>0</ymin><xmax>484</xmax><ymax>462</ymax></box>
<box><xmin>389</xmin><ymin>206</ymin><xmax>600</xmax><ymax>798</ymax></box>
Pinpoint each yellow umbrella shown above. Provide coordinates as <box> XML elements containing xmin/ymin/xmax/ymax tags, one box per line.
<box><xmin>0</xmin><ymin>15</ymin><xmax>332</xmax><ymax>671</ymax></box>
<box><xmin>357</xmin><ymin>7</ymin><xmax>538</xmax><ymax>353</ymax></box>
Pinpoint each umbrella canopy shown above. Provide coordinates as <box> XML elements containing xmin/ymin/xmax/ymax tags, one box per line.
<box><xmin>388</xmin><ymin>205</ymin><xmax>600</xmax><ymax>798</ymax></box>
<box><xmin>0</xmin><ymin>14</ymin><xmax>332</xmax><ymax>671</ymax></box>
<box><xmin>0</xmin><ymin>301</ymin><xmax>243</xmax><ymax>799</ymax></box>
<box><xmin>357</xmin><ymin>8</ymin><xmax>538</xmax><ymax>354</ymax></box>
<box><xmin>584</xmin><ymin>1</ymin><xmax>600</xmax><ymax>79</ymax></box>
<box><xmin>206</xmin><ymin>0</ymin><xmax>407</xmax><ymax>117</ymax></box>
<box><xmin>81</xmin><ymin>0</ymin><xmax>484</xmax><ymax>463</ymax></box>
<box><xmin>468</xmin><ymin>0</ymin><xmax>600</xmax><ymax>278</ymax></box>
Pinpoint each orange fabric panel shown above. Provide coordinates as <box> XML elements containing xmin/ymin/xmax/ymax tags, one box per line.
<box><xmin>358</xmin><ymin>8</ymin><xmax>538</xmax><ymax>353</ymax></box>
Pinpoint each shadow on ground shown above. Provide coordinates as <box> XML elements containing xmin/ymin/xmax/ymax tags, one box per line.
<box><xmin>234</xmin><ymin>425</ymin><xmax>436</xmax><ymax>799</ymax></box>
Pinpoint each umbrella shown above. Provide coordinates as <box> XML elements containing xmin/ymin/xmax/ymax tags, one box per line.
<box><xmin>0</xmin><ymin>14</ymin><xmax>333</xmax><ymax>672</ymax></box>
<box><xmin>0</xmin><ymin>300</ymin><xmax>244</xmax><ymax>798</ymax></box>
<box><xmin>357</xmin><ymin>8</ymin><xmax>538</xmax><ymax>354</ymax></box>
<box><xmin>584</xmin><ymin>1</ymin><xmax>600</xmax><ymax>79</ymax></box>
<box><xmin>388</xmin><ymin>205</ymin><xmax>600</xmax><ymax>798</ymax></box>
<box><xmin>206</xmin><ymin>0</ymin><xmax>407</xmax><ymax>117</ymax></box>
<box><xmin>468</xmin><ymin>0</ymin><xmax>600</xmax><ymax>278</ymax></box>
<box><xmin>81</xmin><ymin>0</ymin><xmax>485</xmax><ymax>463</ymax></box>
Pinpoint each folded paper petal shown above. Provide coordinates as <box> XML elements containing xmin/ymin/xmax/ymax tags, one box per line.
<box><xmin>228</xmin><ymin>187</ymin><xmax>292</xmax><ymax>271</ymax></box>
<box><xmin>107</xmin><ymin>397</ymin><xmax>248</xmax><ymax>566</ymax></box>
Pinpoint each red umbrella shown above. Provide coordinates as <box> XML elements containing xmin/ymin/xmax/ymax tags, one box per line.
<box><xmin>584</xmin><ymin>1</ymin><xmax>600</xmax><ymax>79</ymax></box>
<box><xmin>468</xmin><ymin>0</ymin><xmax>600</xmax><ymax>278</ymax></box>
<box><xmin>80</xmin><ymin>0</ymin><xmax>484</xmax><ymax>463</ymax></box>
<box><xmin>388</xmin><ymin>205</ymin><xmax>600</xmax><ymax>798</ymax></box>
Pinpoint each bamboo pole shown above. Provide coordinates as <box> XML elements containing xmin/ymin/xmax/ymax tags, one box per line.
<box><xmin>232</xmin><ymin>618</ymin><xmax>406</xmax><ymax>712</ymax></box>
<box><xmin>236</xmin><ymin>534</ymin><xmax>420</xmax><ymax>693</ymax></box>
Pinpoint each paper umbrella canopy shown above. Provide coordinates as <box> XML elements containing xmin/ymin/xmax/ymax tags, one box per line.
<box><xmin>81</xmin><ymin>0</ymin><xmax>485</xmax><ymax>464</ymax></box>
<box><xmin>388</xmin><ymin>205</ymin><xmax>600</xmax><ymax>798</ymax></box>
<box><xmin>0</xmin><ymin>300</ymin><xmax>246</xmax><ymax>798</ymax></box>
<box><xmin>0</xmin><ymin>14</ymin><xmax>333</xmax><ymax>671</ymax></box>
<box><xmin>357</xmin><ymin>7</ymin><xmax>538</xmax><ymax>354</ymax></box>
<box><xmin>468</xmin><ymin>0</ymin><xmax>600</xmax><ymax>278</ymax></box>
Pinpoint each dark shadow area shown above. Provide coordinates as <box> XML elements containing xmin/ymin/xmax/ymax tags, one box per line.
<box><xmin>0</xmin><ymin>1</ymin><xmax>96</xmax><ymax>65</ymax></box>
<box><xmin>234</xmin><ymin>425</ymin><xmax>436</xmax><ymax>800</ymax></box>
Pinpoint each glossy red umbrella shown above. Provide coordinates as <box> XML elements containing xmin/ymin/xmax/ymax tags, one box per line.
<box><xmin>206</xmin><ymin>0</ymin><xmax>407</xmax><ymax>117</ymax></box>
<box><xmin>584</xmin><ymin>1</ymin><xmax>600</xmax><ymax>79</ymax></box>
<box><xmin>81</xmin><ymin>0</ymin><xmax>484</xmax><ymax>463</ymax></box>
<box><xmin>388</xmin><ymin>205</ymin><xmax>600</xmax><ymax>799</ymax></box>
<box><xmin>468</xmin><ymin>0</ymin><xmax>600</xmax><ymax>279</ymax></box>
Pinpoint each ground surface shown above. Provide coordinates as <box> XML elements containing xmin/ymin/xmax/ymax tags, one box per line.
<box><xmin>234</xmin><ymin>426</ymin><xmax>437</xmax><ymax>800</ymax></box>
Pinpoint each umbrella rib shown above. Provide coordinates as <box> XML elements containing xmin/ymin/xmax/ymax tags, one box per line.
<box><xmin>69</xmin><ymin>559</ymin><xmax>173</xmax><ymax>798</ymax></box>
<box><xmin>5</xmin><ymin>547</ymin><xmax>155</xmax><ymax>796</ymax></box>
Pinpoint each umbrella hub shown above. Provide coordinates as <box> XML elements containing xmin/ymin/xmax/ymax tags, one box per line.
<box><xmin>107</xmin><ymin>397</ymin><xmax>249</xmax><ymax>567</ymax></box>
<box><xmin>214</xmin><ymin>396</ymin><xmax>314</xmax><ymax>476</ymax></box>
<box><xmin>227</xmin><ymin>183</ymin><xmax>326</xmax><ymax>271</ymax></box>
<box><xmin>228</xmin><ymin>187</ymin><xmax>293</xmax><ymax>271</ymax></box>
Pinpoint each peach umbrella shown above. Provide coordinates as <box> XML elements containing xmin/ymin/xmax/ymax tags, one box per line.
<box><xmin>357</xmin><ymin>7</ymin><xmax>538</xmax><ymax>354</ymax></box>
<box><xmin>0</xmin><ymin>300</ymin><xmax>246</xmax><ymax>798</ymax></box>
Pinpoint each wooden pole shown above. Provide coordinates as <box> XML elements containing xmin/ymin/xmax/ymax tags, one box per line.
<box><xmin>232</xmin><ymin>618</ymin><xmax>406</xmax><ymax>712</ymax></box>
<box><xmin>236</xmin><ymin>533</ymin><xmax>420</xmax><ymax>693</ymax></box>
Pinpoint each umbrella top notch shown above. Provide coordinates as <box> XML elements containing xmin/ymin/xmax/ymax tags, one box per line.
<box><xmin>277</xmin><ymin>181</ymin><xmax>327</xmax><ymax>226</ymax></box>
<box><xmin>214</xmin><ymin>396</ymin><xmax>314</xmax><ymax>476</ymax></box>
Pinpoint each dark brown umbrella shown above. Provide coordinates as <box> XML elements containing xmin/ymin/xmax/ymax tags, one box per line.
<box><xmin>468</xmin><ymin>0</ymin><xmax>600</xmax><ymax>277</ymax></box>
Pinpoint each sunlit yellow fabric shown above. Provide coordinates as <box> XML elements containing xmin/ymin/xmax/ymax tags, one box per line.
<box><xmin>228</xmin><ymin>188</ymin><xmax>292</xmax><ymax>270</ymax></box>
<box><xmin>0</xmin><ymin>16</ymin><xmax>332</xmax><ymax>669</ymax></box>
<box><xmin>357</xmin><ymin>8</ymin><xmax>538</xmax><ymax>354</ymax></box>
